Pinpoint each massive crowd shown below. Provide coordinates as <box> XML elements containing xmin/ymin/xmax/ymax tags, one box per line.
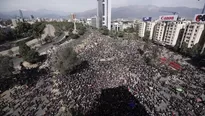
<box><xmin>0</xmin><ymin>29</ymin><xmax>205</xmax><ymax>116</ymax></box>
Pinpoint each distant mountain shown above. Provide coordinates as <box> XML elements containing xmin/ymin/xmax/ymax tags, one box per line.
<box><xmin>77</xmin><ymin>5</ymin><xmax>202</xmax><ymax>20</ymax></box>
<box><xmin>0</xmin><ymin>5</ymin><xmax>202</xmax><ymax>20</ymax></box>
<box><xmin>0</xmin><ymin>9</ymin><xmax>70</xmax><ymax>19</ymax></box>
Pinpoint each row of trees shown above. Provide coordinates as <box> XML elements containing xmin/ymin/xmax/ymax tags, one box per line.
<box><xmin>0</xmin><ymin>28</ymin><xmax>16</xmax><ymax>44</ymax></box>
<box><xmin>50</xmin><ymin>21</ymin><xmax>86</xmax><ymax>39</ymax></box>
<box><xmin>92</xmin><ymin>22</ymin><xmax>141</xmax><ymax>40</ymax></box>
<box><xmin>179</xmin><ymin>42</ymin><xmax>205</xmax><ymax>59</ymax></box>
<box><xmin>0</xmin><ymin>22</ymin><xmax>46</xmax><ymax>45</ymax></box>
<box><xmin>0</xmin><ymin>55</ymin><xmax>14</xmax><ymax>79</ymax></box>
<box><xmin>99</xmin><ymin>26</ymin><xmax>125</xmax><ymax>38</ymax></box>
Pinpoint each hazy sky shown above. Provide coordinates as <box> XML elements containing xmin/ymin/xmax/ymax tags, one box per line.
<box><xmin>0</xmin><ymin>0</ymin><xmax>204</xmax><ymax>12</ymax></box>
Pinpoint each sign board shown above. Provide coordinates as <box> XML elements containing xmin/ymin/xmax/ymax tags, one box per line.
<box><xmin>143</xmin><ymin>17</ymin><xmax>152</xmax><ymax>22</ymax></box>
<box><xmin>194</xmin><ymin>14</ymin><xmax>205</xmax><ymax>22</ymax></box>
<box><xmin>159</xmin><ymin>15</ymin><xmax>178</xmax><ymax>21</ymax></box>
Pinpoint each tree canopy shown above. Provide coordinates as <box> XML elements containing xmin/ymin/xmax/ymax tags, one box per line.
<box><xmin>0</xmin><ymin>55</ymin><xmax>14</xmax><ymax>79</ymax></box>
<box><xmin>51</xmin><ymin>47</ymin><xmax>80</xmax><ymax>74</ymax></box>
<box><xmin>100</xmin><ymin>26</ymin><xmax>109</xmax><ymax>35</ymax></box>
<box><xmin>32</xmin><ymin>22</ymin><xmax>46</xmax><ymax>44</ymax></box>
<box><xmin>19</xmin><ymin>43</ymin><xmax>40</xmax><ymax>63</ymax></box>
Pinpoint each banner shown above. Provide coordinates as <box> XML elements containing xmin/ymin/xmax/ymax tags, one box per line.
<box><xmin>159</xmin><ymin>15</ymin><xmax>178</xmax><ymax>21</ymax></box>
<box><xmin>194</xmin><ymin>14</ymin><xmax>205</xmax><ymax>22</ymax></box>
<box><xmin>143</xmin><ymin>17</ymin><xmax>152</xmax><ymax>22</ymax></box>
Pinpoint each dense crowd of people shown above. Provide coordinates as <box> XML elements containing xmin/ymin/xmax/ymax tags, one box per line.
<box><xmin>0</xmin><ymin>29</ymin><xmax>205</xmax><ymax>116</ymax></box>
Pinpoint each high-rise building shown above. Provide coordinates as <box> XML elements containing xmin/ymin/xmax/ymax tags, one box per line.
<box><xmin>86</xmin><ymin>18</ymin><xmax>92</xmax><ymax>25</ymax></box>
<box><xmin>19</xmin><ymin>10</ymin><xmax>24</xmax><ymax>19</ymax></box>
<box><xmin>30</xmin><ymin>15</ymin><xmax>34</xmax><ymax>20</ymax></box>
<box><xmin>138</xmin><ymin>21</ymin><xmax>146</xmax><ymax>38</ymax></box>
<box><xmin>97</xmin><ymin>0</ymin><xmax>111</xmax><ymax>30</ymax></box>
<box><xmin>146</xmin><ymin>21</ymin><xmax>156</xmax><ymax>40</ymax></box>
<box><xmin>153</xmin><ymin>22</ymin><xmax>167</xmax><ymax>42</ymax></box>
<box><xmin>91</xmin><ymin>16</ymin><xmax>97</xmax><ymax>28</ymax></box>
<box><xmin>181</xmin><ymin>23</ymin><xmax>205</xmax><ymax>48</ymax></box>
<box><xmin>152</xmin><ymin>21</ymin><xmax>190</xmax><ymax>47</ymax></box>
<box><xmin>111</xmin><ymin>21</ymin><xmax>122</xmax><ymax>31</ymax></box>
<box><xmin>163</xmin><ymin>21</ymin><xmax>189</xmax><ymax>47</ymax></box>
<box><xmin>11</xmin><ymin>19</ymin><xmax>18</xmax><ymax>28</ymax></box>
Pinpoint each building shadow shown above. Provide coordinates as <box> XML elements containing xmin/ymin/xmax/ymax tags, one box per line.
<box><xmin>85</xmin><ymin>86</ymin><xmax>149</xmax><ymax>116</ymax></box>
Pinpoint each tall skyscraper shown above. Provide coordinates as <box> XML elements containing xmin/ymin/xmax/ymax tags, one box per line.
<box><xmin>97</xmin><ymin>0</ymin><xmax>111</xmax><ymax>30</ymax></box>
<box><xmin>19</xmin><ymin>10</ymin><xmax>24</xmax><ymax>19</ymax></box>
<box><xmin>30</xmin><ymin>15</ymin><xmax>34</xmax><ymax>20</ymax></box>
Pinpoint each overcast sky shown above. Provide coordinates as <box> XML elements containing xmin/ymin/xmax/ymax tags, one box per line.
<box><xmin>0</xmin><ymin>0</ymin><xmax>204</xmax><ymax>12</ymax></box>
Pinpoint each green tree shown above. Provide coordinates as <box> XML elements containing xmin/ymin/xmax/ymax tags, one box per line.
<box><xmin>55</xmin><ymin>31</ymin><xmax>63</xmax><ymax>37</ymax></box>
<box><xmin>19</xmin><ymin>43</ymin><xmax>40</xmax><ymax>63</ymax></box>
<box><xmin>70</xmin><ymin>33</ymin><xmax>80</xmax><ymax>39</ymax></box>
<box><xmin>78</xmin><ymin>30</ymin><xmax>85</xmax><ymax>35</ymax></box>
<box><xmin>32</xmin><ymin>22</ymin><xmax>45</xmax><ymax>44</ymax></box>
<box><xmin>19</xmin><ymin>42</ymin><xmax>31</xmax><ymax>57</ymax></box>
<box><xmin>0</xmin><ymin>55</ymin><xmax>14</xmax><ymax>79</ymax></box>
<box><xmin>124</xmin><ymin>26</ymin><xmax>135</xmax><ymax>33</ymax></box>
<box><xmin>189</xmin><ymin>44</ymin><xmax>202</xmax><ymax>57</ymax></box>
<box><xmin>117</xmin><ymin>31</ymin><xmax>124</xmax><ymax>37</ymax></box>
<box><xmin>180</xmin><ymin>42</ymin><xmax>189</xmax><ymax>55</ymax></box>
<box><xmin>15</xmin><ymin>22</ymin><xmax>32</xmax><ymax>38</ymax></box>
<box><xmin>51</xmin><ymin>47</ymin><xmax>80</xmax><ymax>74</ymax></box>
<box><xmin>44</xmin><ymin>35</ymin><xmax>52</xmax><ymax>43</ymax></box>
<box><xmin>100</xmin><ymin>26</ymin><xmax>109</xmax><ymax>35</ymax></box>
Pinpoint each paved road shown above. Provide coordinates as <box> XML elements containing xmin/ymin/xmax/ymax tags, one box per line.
<box><xmin>13</xmin><ymin>34</ymin><xmax>65</xmax><ymax>68</ymax></box>
<box><xmin>0</xmin><ymin>24</ymin><xmax>56</xmax><ymax>56</ymax></box>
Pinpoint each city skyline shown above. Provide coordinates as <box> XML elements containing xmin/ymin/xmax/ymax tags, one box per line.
<box><xmin>0</xmin><ymin>0</ymin><xmax>204</xmax><ymax>12</ymax></box>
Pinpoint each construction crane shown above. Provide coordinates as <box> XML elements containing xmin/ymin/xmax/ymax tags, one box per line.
<box><xmin>198</xmin><ymin>0</ymin><xmax>205</xmax><ymax>14</ymax></box>
<box><xmin>159</xmin><ymin>10</ymin><xmax>178</xmax><ymax>15</ymax></box>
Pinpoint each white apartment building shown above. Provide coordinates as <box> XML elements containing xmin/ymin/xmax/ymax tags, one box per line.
<box><xmin>163</xmin><ymin>21</ymin><xmax>190</xmax><ymax>47</ymax></box>
<box><xmin>122</xmin><ymin>21</ymin><xmax>134</xmax><ymax>30</ymax></box>
<box><xmin>111</xmin><ymin>21</ymin><xmax>133</xmax><ymax>32</ymax></box>
<box><xmin>111</xmin><ymin>21</ymin><xmax>123</xmax><ymax>31</ymax></box>
<box><xmin>87</xmin><ymin>16</ymin><xmax>97</xmax><ymax>28</ymax></box>
<box><xmin>153</xmin><ymin>22</ymin><xmax>166</xmax><ymax>42</ymax></box>
<box><xmin>86</xmin><ymin>18</ymin><xmax>92</xmax><ymax>25</ymax></box>
<box><xmin>91</xmin><ymin>16</ymin><xmax>97</xmax><ymax>28</ymax></box>
<box><xmin>11</xmin><ymin>19</ymin><xmax>17</xmax><ymax>28</ymax></box>
<box><xmin>181</xmin><ymin>23</ymin><xmax>205</xmax><ymax>48</ymax></box>
<box><xmin>145</xmin><ymin>21</ymin><xmax>156</xmax><ymax>40</ymax></box>
<box><xmin>138</xmin><ymin>21</ymin><xmax>146</xmax><ymax>38</ymax></box>
<box><xmin>97</xmin><ymin>0</ymin><xmax>111</xmax><ymax>30</ymax></box>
